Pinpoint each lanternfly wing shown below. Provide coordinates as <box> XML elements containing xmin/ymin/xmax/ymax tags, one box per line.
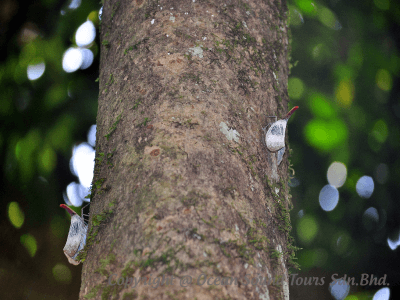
<box><xmin>63</xmin><ymin>214</ymin><xmax>87</xmax><ymax>265</ymax></box>
<box><xmin>277</xmin><ymin>146</ymin><xmax>285</xmax><ymax>166</ymax></box>
<box><xmin>265</xmin><ymin>106</ymin><xmax>298</xmax><ymax>153</ymax></box>
<box><xmin>266</xmin><ymin>120</ymin><xmax>286</xmax><ymax>152</ymax></box>
<box><xmin>60</xmin><ymin>204</ymin><xmax>88</xmax><ymax>265</ymax></box>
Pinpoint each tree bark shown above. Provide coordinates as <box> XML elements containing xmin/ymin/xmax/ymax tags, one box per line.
<box><xmin>80</xmin><ymin>0</ymin><xmax>295</xmax><ymax>299</ymax></box>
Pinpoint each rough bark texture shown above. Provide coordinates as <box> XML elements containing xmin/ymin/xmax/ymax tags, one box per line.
<box><xmin>80</xmin><ymin>0</ymin><xmax>295</xmax><ymax>299</ymax></box>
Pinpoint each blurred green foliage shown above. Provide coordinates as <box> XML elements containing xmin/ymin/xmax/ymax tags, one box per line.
<box><xmin>1</xmin><ymin>0</ymin><xmax>100</xmax><ymax>298</ymax></box>
<box><xmin>288</xmin><ymin>0</ymin><xmax>400</xmax><ymax>298</ymax></box>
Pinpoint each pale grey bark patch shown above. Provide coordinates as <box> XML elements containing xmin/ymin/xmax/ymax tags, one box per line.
<box><xmin>219</xmin><ymin>122</ymin><xmax>240</xmax><ymax>142</ymax></box>
<box><xmin>188</xmin><ymin>46</ymin><xmax>203</xmax><ymax>58</ymax></box>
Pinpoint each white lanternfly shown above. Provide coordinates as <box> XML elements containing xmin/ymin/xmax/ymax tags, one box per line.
<box><xmin>60</xmin><ymin>204</ymin><xmax>88</xmax><ymax>265</ymax></box>
<box><xmin>263</xmin><ymin>106</ymin><xmax>299</xmax><ymax>166</ymax></box>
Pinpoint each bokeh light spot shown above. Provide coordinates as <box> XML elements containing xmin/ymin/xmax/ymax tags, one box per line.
<box><xmin>99</xmin><ymin>7</ymin><xmax>103</xmax><ymax>20</ymax></box>
<box><xmin>333</xmin><ymin>232</ymin><xmax>351</xmax><ymax>256</ymax></box>
<box><xmin>70</xmin><ymin>142</ymin><xmax>95</xmax><ymax>188</ymax></box>
<box><xmin>297</xmin><ymin>215</ymin><xmax>318</xmax><ymax>244</ymax></box>
<box><xmin>289</xmin><ymin>177</ymin><xmax>300</xmax><ymax>187</ymax></box>
<box><xmin>388</xmin><ymin>230</ymin><xmax>400</xmax><ymax>250</ymax></box>
<box><xmin>311</xmin><ymin>43</ymin><xmax>332</xmax><ymax>63</ymax></box>
<box><xmin>329</xmin><ymin>278</ymin><xmax>350</xmax><ymax>300</ymax></box>
<box><xmin>304</xmin><ymin>119</ymin><xmax>348</xmax><ymax>152</ymax></box>
<box><xmin>294</xmin><ymin>0</ymin><xmax>317</xmax><ymax>16</ymax></box>
<box><xmin>68</xmin><ymin>0</ymin><xmax>82</xmax><ymax>10</ymax></box>
<box><xmin>289</xmin><ymin>6</ymin><xmax>304</xmax><ymax>26</ymax></box>
<box><xmin>327</xmin><ymin>162</ymin><xmax>347</xmax><ymax>188</ymax></box>
<box><xmin>66</xmin><ymin>182</ymin><xmax>84</xmax><ymax>207</ymax></box>
<box><xmin>75</xmin><ymin>21</ymin><xmax>96</xmax><ymax>47</ymax></box>
<box><xmin>52</xmin><ymin>264</ymin><xmax>72</xmax><ymax>283</ymax></box>
<box><xmin>88</xmin><ymin>10</ymin><xmax>100</xmax><ymax>25</ymax></box>
<box><xmin>87</xmin><ymin>125</ymin><xmax>96</xmax><ymax>147</ymax></box>
<box><xmin>319</xmin><ymin>184</ymin><xmax>339</xmax><ymax>211</ymax></box>
<box><xmin>335</xmin><ymin>79</ymin><xmax>354</xmax><ymax>108</ymax></box>
<box><xmin>362</xmin><ymin>207</ymin><xmax>379</xmax><ymax>231</ymax></box>
<box><xmin>8</xmin><ymin>202</ymin><xmax>25</xmax><ymax>229</ymax></box>
<box><xmin>27</xmin><ymin>61</ymin><xmax>45</xmax><ymax>80</ymax></box>
<box><xmin>376</xmin><ymin>69</ymin><xmax>392</xmax><ymax>91</ymax></box>
<box><xmin>356</xmin><ymin>176</ymin><xmax>374</xmax><ymax>198</ymax></box>
<box><xmin>62</xmin><ymin>48</ymin><xmax>83</xmax><ymax>73</ymax></box>
<box><xmin>39</xmin><ymin>145</ymin><xmax>57</xmax><ymax>173</ymax></box>
<box><xmin>20</xmin><ymin>234</ymin><xmax>37</xmax><ymax>257</ymax></box>
<box><xmin>318</xmin><ymin>7</ymin><xmax>341</xmax><ymax>30</ymax></box>
<box><xmin>371</xmin><ymin>119</ymin><xmax>388</xmax><ymax>143</ymax></box>
<box><xmin>373</xmin><ymin>287</ymin><xmax>390</xmax><ymax>300</ymax></box>
<box><xmin>80</xmin><ymin>49</ymin><xmax>94</xmax><ymax>70</ymax></box>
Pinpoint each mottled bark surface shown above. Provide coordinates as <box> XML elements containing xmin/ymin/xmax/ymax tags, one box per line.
<box><xmin>80</xmin><ymin>0</ymin><xmax>295</xmax><ymax>299</ymax></box>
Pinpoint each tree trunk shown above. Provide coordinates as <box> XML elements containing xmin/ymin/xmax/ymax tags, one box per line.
<box><xmin>80</xmin><ymin>0</ymin><xmax>295</xmax><ymax>299</ymax></box>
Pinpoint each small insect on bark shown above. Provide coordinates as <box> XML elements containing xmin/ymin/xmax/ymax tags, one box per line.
<box><xmin>60</xmin><ymin>204</ymin><xmax>88</xmax><ymax>265</ymax></box>
<box><xmin>263</xmin><ymin>106</ymin><xmax>299</xmax><ymax>166</ymax></box>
